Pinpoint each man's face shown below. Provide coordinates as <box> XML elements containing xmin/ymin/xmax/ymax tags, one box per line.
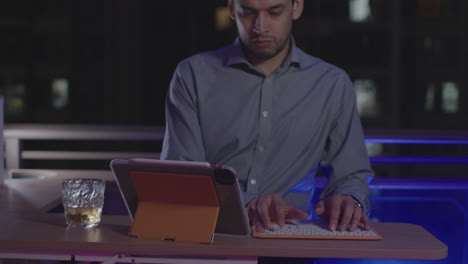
<box><xmin>229</xmin><ymin>0</ymin><xmax>303</xmax><ymax>61</ymax></box>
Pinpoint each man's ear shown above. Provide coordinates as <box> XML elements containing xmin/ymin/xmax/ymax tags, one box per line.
<box><xmin>292</xmin><ymin>0</ymin><xmax>304</xmax><ymax>20</ymax></box>
<box><xmin>228</xmin><ymin>0</ymin><xmax>236</xmax><ymax>20</ymax></box>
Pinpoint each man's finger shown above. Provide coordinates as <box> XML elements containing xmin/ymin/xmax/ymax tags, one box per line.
<box><xmin>349</xmin><ymin>206</ymin><xmax>362</xmax><ymax>232</ymax></box>
<box><xmin>274</xmin><ymin>202</ymin><xmax>287</xmax><ymax>226</ymax></box>
<box><xmin>328</xmin><ymin>197</ymin><xmax>342</xmax><ymax>231</ymax></box>
<box><xmin>339</xmin><ymin>200</ymin><xmax>354</xmax><ymax>231</ymax></box>
<box><xmin>314</xmin><ymin>200</ymin><xmax>325</xmax><ymax>217</ymax></box>
<box><xmin>257</xmin><ymin>197</ymin><xmax>271</xmax><ymax>229</ymax></box>
<box><xmin>246</xmin><ymin>197</ymin><xmax>258</xmax><ymax>220</ymax></box>
<box><xmin>362</xmin><ymin>214</ymin><xmax>372</xmax><ymax>231</ymax></box>
<box><xmin>254</xmin><ymin>219</ymin><xmax>265</xmax><ymax>233</ymax></box>
<box><xmin>287</xmin><ymin>207</ymin><xmax>309</xmax><ymax>221</ymax></box>
<box><xmin>247</xmin><ymin>206</ymin><xmax>256</xmax><ymax>221</ymax></box>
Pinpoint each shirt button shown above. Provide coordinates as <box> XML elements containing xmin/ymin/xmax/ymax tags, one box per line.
<box><xmin>250</xmin><ymin>179</ymin><xmax>257</xmax><ymax>185</ymax></box>
<box><xmin>262</xmin><ymin>111</ymin><xmax>268</xmax><ymax>117</ymax></box>
<box><xmin>257</xmin><ymin>145</ymin><xmax>264</xmax><ymax>152</ymax></box>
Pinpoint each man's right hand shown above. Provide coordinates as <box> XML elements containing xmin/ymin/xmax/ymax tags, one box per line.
<box><xmin>246</xmin><ymin>193</ymin><xmax>309</xmax><ymax>233</ymax></box>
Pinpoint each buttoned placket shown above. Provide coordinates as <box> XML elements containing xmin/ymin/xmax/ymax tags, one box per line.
<box><xmin>246</xmin><ymin>75</ymin><xmax>273</xmax><ymax>194</ymax></box>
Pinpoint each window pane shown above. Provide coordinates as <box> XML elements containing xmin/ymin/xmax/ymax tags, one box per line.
<box><xmin>441</xmin><ymin>82</ymin><xmax>459</xmax><ymax>113</ymax></box>
<box><xmin>354</xmin><ymin>79</ymin><xmax>380</xmax><ymax>117</ymax></box>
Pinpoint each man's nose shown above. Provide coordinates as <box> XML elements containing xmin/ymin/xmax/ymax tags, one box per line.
<box><xmin>253</xmin><ymin>14</ymin><xmax>268</xmax><ymax>34</ymax></box>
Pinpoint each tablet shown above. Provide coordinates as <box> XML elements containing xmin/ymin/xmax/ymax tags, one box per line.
<box><xmin>110</xmin><ymin>158</ymin><xmax>251</xmax><ymax>237</ymax></box>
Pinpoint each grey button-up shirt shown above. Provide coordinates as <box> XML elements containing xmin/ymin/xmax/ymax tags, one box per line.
<box><xmin>161</xmin><ymin>38</ymin><xmax>373</xmax><ymax>216</ymax></box>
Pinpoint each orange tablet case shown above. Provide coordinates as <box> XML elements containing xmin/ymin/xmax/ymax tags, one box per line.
<box><xmin>129</xmin><ymin>171</ymin><xmax>220</xmax><ymax>244</ymax></box>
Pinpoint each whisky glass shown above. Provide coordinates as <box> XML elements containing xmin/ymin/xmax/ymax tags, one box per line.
<box><xmin>61</xmin><ymin>178</ymin><xmax>105</xmax><ymax>228</ymax></box>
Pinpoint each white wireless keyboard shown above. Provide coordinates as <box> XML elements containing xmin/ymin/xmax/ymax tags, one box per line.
<box><xmin>252</xmin><ymin>220</ymin><xmax>382</xmax><ymax>240</ymax></box>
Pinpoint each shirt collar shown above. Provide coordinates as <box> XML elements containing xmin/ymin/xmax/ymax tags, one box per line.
<box><xmin>283</xmin><ymin>37</ymin><xmax>302</xmax><ymax>68</ymax></box>
<box><xmin>223</xmin><ymin>36</ymin><xmax>303</xmax><ymax>69</ymax></box>
<box><xmin>224</xmin><ymin>38</ymin><xmax>247</xmax><ymax>66</ymax></box>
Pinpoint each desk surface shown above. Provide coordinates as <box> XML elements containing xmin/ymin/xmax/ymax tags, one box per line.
<box><xmin>0</xmin><ymin>169</ymin><xmax>448</xmax><ymax>260</ymax></box>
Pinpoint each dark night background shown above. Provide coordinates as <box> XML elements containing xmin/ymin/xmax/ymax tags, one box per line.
<box><xmin>1</xmin><ymin>0</ymin><xmax>467</xmax><ymax>176</ymax></box>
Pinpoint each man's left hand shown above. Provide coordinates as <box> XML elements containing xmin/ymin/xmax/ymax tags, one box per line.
<box><xmin>314</xmin><ymin>194</ymin><xmax>371</xmax><ymax>232</ymax></box>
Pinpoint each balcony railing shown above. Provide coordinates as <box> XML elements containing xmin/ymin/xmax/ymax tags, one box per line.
<box><xmin>3</xmin><ymin>124</ymin><xmax>468</xmax><ymax>174</ymax></box>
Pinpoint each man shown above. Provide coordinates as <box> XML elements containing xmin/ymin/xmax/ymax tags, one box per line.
<box><xmin>161</xmin><ymin>0</ymin><xmax>373</xmax><ymax>239</ymax></box>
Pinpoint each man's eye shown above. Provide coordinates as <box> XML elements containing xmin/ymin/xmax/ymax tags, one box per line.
<box><xmin>270</xmin><ymin>12</ymin><xmax>281</xmax><ymax>16</ymax></box>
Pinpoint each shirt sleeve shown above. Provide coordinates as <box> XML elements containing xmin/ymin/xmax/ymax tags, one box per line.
<box><xmin>161</xmin><ymin>62</ymin><xmax>257</xmax><ymax>207</ymax></box>
<box><xmin>160</xmin><ymin>62</ymin><xmax>207</xmax><ymax>162</ymax></box>
<box><xmin>319</xmin><ymin>73</ymin><xmax>374</xmax><ymax>215</ymax></box>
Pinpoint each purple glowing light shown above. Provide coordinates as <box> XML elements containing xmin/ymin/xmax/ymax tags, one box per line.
<box><xmin>365</xmin><ymin>138</ymin><xmax>468</xmax><ymax>145</ymax></box>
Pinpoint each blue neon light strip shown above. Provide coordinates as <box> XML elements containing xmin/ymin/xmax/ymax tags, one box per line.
<box><xmin>370</xmin><ymin>156</ymin><xmax>468</xmax><ymax>164</ymax></box>
<box><xmin>365</xmin><ymin>138</ymin><xmax>468</xmax><ymax>145</ymax></box>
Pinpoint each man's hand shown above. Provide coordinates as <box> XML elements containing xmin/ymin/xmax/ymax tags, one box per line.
<box><xmin>314</xmin><ymin>194</ymin><xmax>371</xmax><ymax>232</ymax></box>
<box><xmin>247</xmin><ymin>193</ymin><xmax>308</xmax><ymax>233</ymax></box>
